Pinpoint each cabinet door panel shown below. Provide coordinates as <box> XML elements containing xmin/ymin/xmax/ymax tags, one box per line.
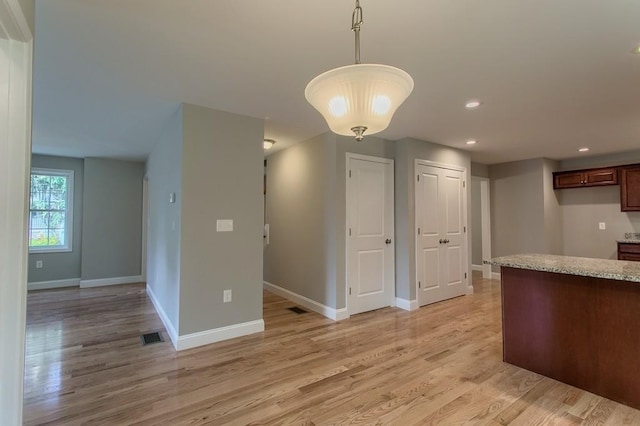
<box><xmin>585</xmin><ymin>168</ymin><xmax>618</xmax><ymax>186</ymax></box>
<box><xmin>621</xmin><ymin>166</ymin><xmax>640</xmax><ymax>211</ymax></box>
<box><xmin>554</xmin><ymin>172</ymin><xmax>584</xmax><ymax>189</ymax></box>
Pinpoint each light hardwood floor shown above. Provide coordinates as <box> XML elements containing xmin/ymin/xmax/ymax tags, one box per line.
<box><xmin>23</xmin><ymin>274</ymin><xmax>640</xmax><ymax>425</ymax></box>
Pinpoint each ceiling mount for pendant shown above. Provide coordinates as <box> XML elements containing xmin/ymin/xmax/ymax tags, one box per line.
<box><xmin>305</xmin><ymin>0</ymin><xmax>414</xmax><ymax>142</ymax></box>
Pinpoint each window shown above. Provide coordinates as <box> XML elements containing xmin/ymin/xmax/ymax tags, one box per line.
<box><xmin>29</xmin><ymin>168</ymin><xmax>74</xmax><ymax>252</ymax></box>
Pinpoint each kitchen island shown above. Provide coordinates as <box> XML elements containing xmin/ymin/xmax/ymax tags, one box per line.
<box><xmin>492</xmin><ymin>254</ymin><xmax>640</xmax><ymax>410</ymax></box>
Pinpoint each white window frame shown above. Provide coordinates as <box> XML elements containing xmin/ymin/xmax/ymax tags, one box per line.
<box><xmin>29</xmin><ymin>168</ymin><xmax>74</xmax><ymax>253</ymax></box>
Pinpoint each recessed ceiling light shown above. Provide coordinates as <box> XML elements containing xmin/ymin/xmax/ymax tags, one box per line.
<box><xmin>578</xmin><ymin>147</ymin><xmax>590</xmax><ymax>152</ymax></box>
<box><xmin>263</xmin><ymin>139</ymin><xmax>276</xmax><ymax>150</ymax></box>
<box><xmin>465</xmin><ymin>100</ymin><xmax>481</xmax><ymax>109</ymax></box>
<box><xmin>466</xmin><ymin>140</ymin><xmax>477</xmax><ymax>145</ymax></box>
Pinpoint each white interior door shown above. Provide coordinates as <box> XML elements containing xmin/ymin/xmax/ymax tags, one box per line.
<box><xmin>416</xmin><ymin>164</ymin><xmax>467</xmax><ymax>306</ymax></box>
<box><xmin>347</xmin><ymin>155</ymin><xmax>394</xmax><ymax>315</ymax></box>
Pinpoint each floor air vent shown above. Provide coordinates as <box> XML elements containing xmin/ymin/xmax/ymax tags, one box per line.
<box><xmin>140</xmin><ymin>331</ymin><xmax>164</xmax><ymax>346</ymax></box>
<box><xmin>288</xmin><ymin>307</ymin><xmax>309</xmax><ymax>314</ymax></box>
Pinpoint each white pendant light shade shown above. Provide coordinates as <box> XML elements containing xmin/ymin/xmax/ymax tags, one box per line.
<box><xmin>305</xmin><ymin>63</ymin><xmax>414</xmax><ymax>139</ymax></box>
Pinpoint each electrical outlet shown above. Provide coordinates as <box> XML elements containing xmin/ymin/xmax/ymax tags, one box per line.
<box><xmin>223</xmin><ymin>289</ymin><xmax>232</xmax><ymax>303</ymax></box>
<box><xmin>36</xmin><ymin>260</ymin><xmax>43</xmax><ymax>269</ymax></box>
<box><xmin>599</xmin><ymin>222</ymin><xmax>606</xmax><ymax>230</ymax></box>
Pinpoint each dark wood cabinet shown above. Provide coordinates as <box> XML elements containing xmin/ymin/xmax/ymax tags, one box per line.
<box><xmin>620</xmin><ymin>165</ymin><xmax>640</xmax><ymax>211</ymax></box>
<box><xmin>553</xmin><ymin>167</ymin><xmax>618</xmax><ymax>189</ymax></box>
<box><xmin>618</xmin><ymin>242</ymin><xmax>640</xmax><ymax>261</ymax></box>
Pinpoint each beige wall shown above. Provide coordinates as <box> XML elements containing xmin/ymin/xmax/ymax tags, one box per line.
<box><xmin>179</xmin><ymin>104</ymin><xmax>264</xmax><ymax>335</ymax></box>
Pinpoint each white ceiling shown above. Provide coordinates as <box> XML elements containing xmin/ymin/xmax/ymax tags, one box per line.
<box><xmin>32</xmin><ymin>0</ymin><xmax>640</xmax><ymax>164</ymax></box>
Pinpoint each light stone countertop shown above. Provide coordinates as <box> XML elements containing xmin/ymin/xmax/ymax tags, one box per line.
<box><xmin>491</xmin><ymin>253</ymin><xmax>640</xmax><ymax>283</ymax></box>
<box><xmin>617</xmin><ymin>239</ymin><xmax>640</xmax><ymax>244</ymax></box>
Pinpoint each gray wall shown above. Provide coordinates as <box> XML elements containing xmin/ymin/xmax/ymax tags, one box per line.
<box><xmin>81</xmin><ymin>158</ymin><xmax>145</xmax><ymax>280</ymax></box>
<box><xmin>18</xmin><ymin>0</ymin><xmax>34</xmax><ymax>35</ymax></box>
<box><xmin>179</xmin><ymin>104</ymin><xmax>264</xmax><ymax>335</ymax></box>
<box><xmin>558</xmin><ymin>151</ymin><xmax>640</xmax><ymax>259</ymax></box>
<box><xmin>490</xmin><ymin>158</ymin><xmax>546</xmax><ymax>259</ymax></box>
<box><xmin>394</xmin><ymin>137</ymin><xmax>471</xmax><ymax>301</ymax></box>
<box><xmin>471</xmin><ymin>178</ymin><xmax>483</xmax><ymax>266</ymax></box>
<box><xmin>471</xmin><ymin>162</ymin><xmax>490</xmax><ymax>178</ymax></box>
<box><xmin>542</xmin><ymin>159</ymin><xmax>563</xmax><ymax>255</ymax></box>
<box><xmin>28</xmin><ymin>155</ymin><xmax>84</xmax><ymax>282</ymax></box>
<box><xmin>146</xmin><ymin>106</ymin><xmax>183</xmax><ymax>331</ymax></box>
<box><xmin>264</xmin><ymin>133</ymin><xmax>336</xmax><ymax>307</ymax></box>
<box><xmin>264</xmin><ymin>133</ymin><xmax>395</xmax><ymax>310</ymax></box>
<box><xmin>486</xmin><ymin>152</ymin><xmax>640</xmax><ymax>263</ymax></box>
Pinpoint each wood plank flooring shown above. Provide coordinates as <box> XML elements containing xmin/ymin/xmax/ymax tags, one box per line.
<box><xmin>23</xmin><ymin>274</ymin><xmax>640</xmax><ymax>425</ymax></box>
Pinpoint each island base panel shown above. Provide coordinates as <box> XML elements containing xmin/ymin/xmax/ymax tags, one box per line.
<box><xmin>501</xmin><ymin>267</ymin><xmax>640</xmax><ymax>410</ymax></box>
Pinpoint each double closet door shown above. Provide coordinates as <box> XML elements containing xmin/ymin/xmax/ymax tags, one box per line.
<box><xmin>416</xmin><ymin>164</ymin><xmax>467</xmax><ymax>306</ymax></box>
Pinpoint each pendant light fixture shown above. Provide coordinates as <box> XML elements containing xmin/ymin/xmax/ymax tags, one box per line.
<box><xmin>305</xmin><ymin>0</ymin><xmax>414</xmax><ymax>141</ymax></box>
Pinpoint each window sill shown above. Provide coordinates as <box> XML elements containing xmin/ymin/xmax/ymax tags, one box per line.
<box><xmin>29</xmin><ymin>247</ymin><xmax>72</xmax><ymax>254</ymax></box>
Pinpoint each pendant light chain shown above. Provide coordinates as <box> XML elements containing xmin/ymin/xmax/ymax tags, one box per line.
<box><xmin>351</xmin><ymin>0</ymin><xmax>364</xmax><ymax>65</ymax></box>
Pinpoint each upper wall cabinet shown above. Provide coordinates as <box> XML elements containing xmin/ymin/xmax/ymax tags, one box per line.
<box><xmin>620</xmin><ymin>165</ymin><xmax>640</xmax><ymax>211</ymax></box>
<box><xmin>553</xmin><ymin>167</ymin><xmax>618</xmax><ymax>189</ymax></box>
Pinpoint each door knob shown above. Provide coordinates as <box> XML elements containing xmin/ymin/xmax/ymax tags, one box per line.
<box><xmin>439</xmin><ymin>239</ymin><xmax>444</xmax><ymax>244</ymax></box>
<box><xmin>444</xmin><ymin>239</ymin><xmax>450</xmax><ymax>244</ymax></box>
<box><xmin>385</xmin><ymin>238</ymin><xmax>392</xmax><ymax>245</ymax></box>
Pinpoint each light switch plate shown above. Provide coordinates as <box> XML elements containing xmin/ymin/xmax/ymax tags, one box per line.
<box><xmin>599</xmin><ymin>222</ymin><xmax>606</xmax><ymax>230</ymax></box>
<box><xmin>36</xmin><ymin>260</ymin><xmax>43</xmax><ymax>269</ymax></box>
<box><xmin>217</xmin><ymin>219</ymin><xmax>233</xmax><ymax>232</ymax></box>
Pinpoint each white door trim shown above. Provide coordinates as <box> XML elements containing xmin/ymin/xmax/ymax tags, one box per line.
<box><xmin>414</xmin><ymin>159</ymin><xmax>470</xmax><ymax>302</ymax></box>
<box><xmin>0</xmin><ymin>3</ymin><xmax>33</xmax><ymax>423</ymax></box>
<box><xmin>346</xmin><ymin>153</ymin><xmax>395</xmax><ymax>316</ymax></box>
<box><xmin>141</xmin><ymin>176</ymin><xmax>148</xmax><ymax>282</ymax></box>
<box><xmin>416</xmin><ymin>159</ymin><xmax>467</xmax><ymax>173</ymax></box>
<box><xmin>479</xmin><ymin>178</ymin><xmax>492</xmax><ymax>279</ymax></box>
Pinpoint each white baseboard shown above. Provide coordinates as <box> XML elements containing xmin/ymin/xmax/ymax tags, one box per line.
<box><xmin>80</xmin><ymin>275</ymin><xmax>144</xmax><ymax>288</ymax></box>
<box><xmin>145</xmin><ymin>284</ymin><xmax>178</xmax><ymax>349</ymax></box>
<box><xmin>491</xmin><ymin>272</ymin><xmax>501</xmax><ymax>280</ymax></box>
<box><xmin>395</xmin><ymin>297</ymin><xmax>419</xmax><ymax>311</ymax></box>
<box><xmin>471</xmin><ymin>264</ymin><xmax>483</xmax><ymax>271</ymax></box>
<box><xmin>264</xmin><ymin>281</ymin><xmax>348</xmax><ymax>321</ymax></box>
<box><xmin>27</xmin><ymin>278</ymin><xmax>80</xmax><ymax>291</ymax></box>
<box><xmin>176</xmin><ymin>320</ymin><xmax>265</xmax><ymax>351</ymax></box>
